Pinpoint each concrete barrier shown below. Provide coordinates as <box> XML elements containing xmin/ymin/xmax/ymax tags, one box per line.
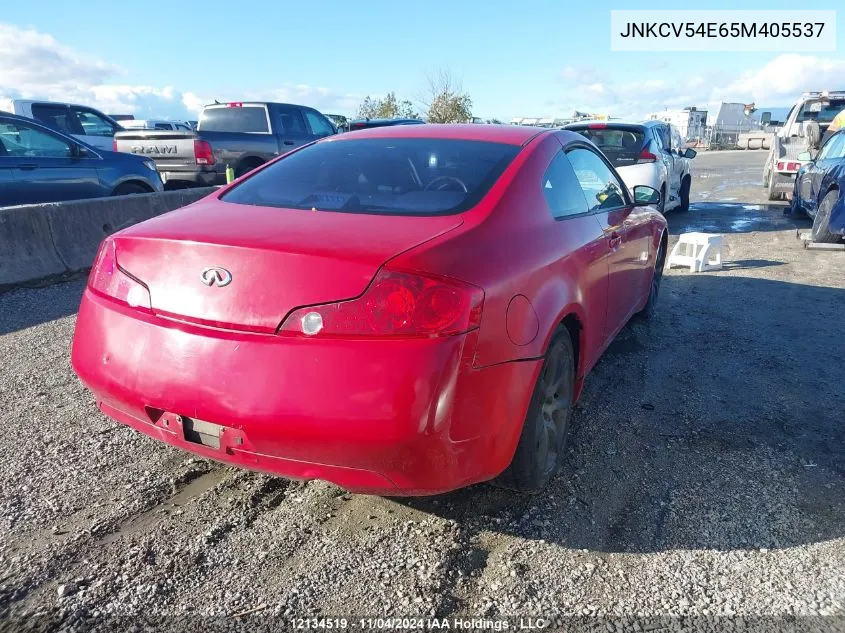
<box><xmin>1</xmin><ymin>187</ymin><xmax>216</xmax><ymax>288</ymax></box>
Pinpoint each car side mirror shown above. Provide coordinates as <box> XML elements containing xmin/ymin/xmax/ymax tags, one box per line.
<box><xmin>796</xmin><ymin>150</ymin><xmax>813</xmax><ymax>162</ymax></box>
<box><xmin>633</xmin><ymin>185</ymin><xmax>660</xmax><ymax>207</ymax></box>
<box><xmin>683</xmin><ymin>148</ymin><xmax>697</xmax><ymax>159</ymax></box>
<box><xmin>72</xmin><ymin>144</ymin><xmax>94</xmax><ymax>158</ymax></box>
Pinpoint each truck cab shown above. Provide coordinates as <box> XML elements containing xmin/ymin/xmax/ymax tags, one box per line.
<box><xmin>764</xmin><ymin>91</ymin><xmax>845</xmax><ymax>200</ymax></box>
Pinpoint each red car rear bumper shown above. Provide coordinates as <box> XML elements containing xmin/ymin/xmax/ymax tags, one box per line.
<box><xmin>71</xmin><ymin>289</ymin><xmax>541</xmax><ymax>495</ymax></box>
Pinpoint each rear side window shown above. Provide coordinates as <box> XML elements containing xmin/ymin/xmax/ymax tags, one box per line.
<box><xmin>198</xmin><ymin>106</ymin><xmax>269</xmax><ymax>133</ymax></box>
<box><xmin>220</xmin><ymin>137</ymin><xmax>521</xmax><ymax>216</ymax></box>
<box><xmin>568</xmin><ymin>126</ymin><xmax>645</xmax><ymax>168</ymax></box>
<box><xmin>30</xmin><ymin>104</ymin><xmax>83</xmax><ymax>136</ymax></box>
<box><xmin>566</xmin><ymin>147</ymin><xmax>628</xmax><ymax>212</ymax></box>
<box><xmin>154</xmin><ymin>123</ymin><xmax>173</xmax><ymax>130</ymax></box>
<box><xmin>542</xmin><ymin>152</ymin><xmax>590</xmax><ymax>218</ymax></box>
<box><xmin>0</xmin><ymin>120</ymin><xmax>72</xmax><ymax>157</ymax></box>
<box><xmin>276</xmin><ymin>107</ymin><xmax>309</xmax><ymax>135</ymax></box>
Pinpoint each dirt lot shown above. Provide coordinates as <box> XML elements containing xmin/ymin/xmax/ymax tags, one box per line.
<box><xmin>0</xmin><ymin>150</ymin><xmax>843</xmax><ymax>632</ymax></box>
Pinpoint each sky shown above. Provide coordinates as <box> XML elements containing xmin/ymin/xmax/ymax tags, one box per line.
<box><xmin>0</xmin><ymin>0</ymin><xmax>843</xmax><ymax>122</ymax></box>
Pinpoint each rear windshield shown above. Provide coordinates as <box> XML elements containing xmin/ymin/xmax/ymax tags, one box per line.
<box><xmin>198</xmin><ymin>106</ymin><xmax>269</xmax><ymax>133</ymax></box>
<box><xmin>567</xmin><ymin>126</ymin><xmax>645</xmax><ymax>168</ymax></box>
<box><xmin>220</xmin><ymin>138</ymin><xmax>521</xmax><ymax>216</ymax></box>
<box><xmin>796</xmin><ymin>100</ymin><xmax>845</xmax><ymax>124</ymax></box>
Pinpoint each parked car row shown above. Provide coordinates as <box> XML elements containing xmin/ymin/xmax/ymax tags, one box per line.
<box><xmin>0</xmin><ymin>112</ymin><xmax>163</xmax><ymax>208</ymax></box>
<box><xmin>1</xmin><ymin>95</ymin><xmax>695</xmax><ymax>214</ymax></box>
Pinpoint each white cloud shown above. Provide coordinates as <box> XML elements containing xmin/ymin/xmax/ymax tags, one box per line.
<box><xmin>713</xmin><ymin>54</ymin><xmax>845</xmax><ymax>104</ymax></box>
<box><xmin>550</xmin><ymin>54</ymin><xmax>845</xmax><ymax>120</ymax></box>
<box><xmin>0</xmin><ymin>22</ymin><xmax>359</xmax><ymax>119</ymax></box>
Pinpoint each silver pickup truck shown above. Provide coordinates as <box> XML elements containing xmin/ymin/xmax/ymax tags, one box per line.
<box><xmin>113</xmin><ymin>102</ymin><xmax>337</xmax><ymax>188</ymax></box>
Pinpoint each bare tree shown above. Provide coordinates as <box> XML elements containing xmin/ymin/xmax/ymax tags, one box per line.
<box><xmin>418</xmin><ymin>69</ymin><xmax>473</xmax><ymax>123</ymax></box>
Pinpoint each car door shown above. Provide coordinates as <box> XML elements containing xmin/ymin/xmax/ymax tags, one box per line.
<box><xmin>805</xmin><ymin>133</ymin><xmax>845</xmax><ymax>216</ymax></box>
<box><xmin>69</xmin><ymin>106</ymin><xmax>120</xmax><ymax>151</ymax></box>
<box><xmin>274</xmin><ymin>106</ymin><xmax>315</xmax><ymax>152</ymax></box>
<box><xmin>540</xmin><ymin>147</ymin><xmax>610</xmax><ymax>369</ymax></box>
<box><xmin>668</xmin><ymin>125</ymin><xmax>685</xmax><ymax>194</ymax></box>
<box><xmin>0</xmin><ymin>118</ymin><xmax>101</xmax><ymax>204</ymax></box>
<box><xmin>0</xmin><ymin>139</ymin><xmax>23</xmax><ymax>207</ymax></box>
<box><xmin>656</xmin><ymin>124</ymin><xmax>678</xmax><ymax>204</ymax></box>
<box><xmin>567</xmin><ymin>145</ymin><xmax>650</xmax><ymax>342</ymax></box>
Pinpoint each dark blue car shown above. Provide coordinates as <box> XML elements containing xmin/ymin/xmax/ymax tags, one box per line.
<box><xmin>791</xmin><ymin>129</ymin><xmax>845</xmax><ymax>243</ymax></box>
<box><xmin>0</xmin><ymin>112</ymin><xmax>163</xmax><ymax>208</ymax></box>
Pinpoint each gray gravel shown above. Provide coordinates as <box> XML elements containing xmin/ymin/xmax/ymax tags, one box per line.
<box><xmin>0</xmin><ymin>150</ymin><xmax>843</xmax><ymax>632</ymax></box>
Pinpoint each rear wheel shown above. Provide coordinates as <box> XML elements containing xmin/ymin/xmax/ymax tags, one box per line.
<box><xmin>811</xmin><ymin>190</ymin><xmax>842</xmax><ymax>244</ymax></box>
<box><xmin>767</xmin><ymin>168</ymin><xmax>780</xmax><ymax>201</ymax></box>
<box><xmin>657</xmin><ymin>184</ymin><xmax>666</xmax><ymax>214</ymax></box>
<box><xmin>634</xmin><ymin>234</ymin><xmax>667</xmax><ymax>322</ymax></box>
<box><xmin>678</xmin><ymin>176</ymin><xmax>691</xmax><ymax>212</ymax></box>
<box><xmin>235</xmin><ymin>159</ymin><xmax>264</xmax><ymax>178</ymax></box>
<box><xmin>111</xmin><ymin>182</ymin><xmax>150</xmax><ymax>196</ymax></box>
<box><xmin>494</xmin><ymin>329</ymin><xmax>574</xmax><ymax>493</ymax></box>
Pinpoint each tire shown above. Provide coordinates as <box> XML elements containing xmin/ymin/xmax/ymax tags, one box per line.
<box><xmin>235</xmin><ymin>160</ymin><xmax>264</xmax><ymax>178</ymax></box>
<box><xmin>811</xmin><ymin>189</ymin><xmax>842</xmax><ymax>244</ymax></box>
<box><xmin>807</xmin><ymin>121</ymin><xmax>821</xmax><ymax>150</ymax></box>
<box><xmin>634</xmin><ymin>234</ymin><xmax>667</xmax><ymax>322</ymax></box>
<box><xmin>678</xmin><ymin>176</ymin><xmax>691</xmax><ymax>212</ymax></box>
<box><xmin>767</xmin><ymin>168</ymin><xmax>780</xmax><ymax>201</ymax></box>
<box><xmin>111</xmin><ymin>182</ymin><xmax>150</xmax><ymax>196</ymax></box>
<box><xmin>657</xmin><ymin>184</ymin><xmax>666</xmax><ymax>214</ymax></box>
<box><xmin>494</xmin><ymin>329</ymin><xmax>575</xmax><ymax>493</ymax></box>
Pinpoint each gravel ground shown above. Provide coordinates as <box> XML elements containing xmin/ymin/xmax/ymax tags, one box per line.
<box><xmin>0</xmin><ymin>150</ymin><xmax>843</xmax><ymax>632</ymax></box>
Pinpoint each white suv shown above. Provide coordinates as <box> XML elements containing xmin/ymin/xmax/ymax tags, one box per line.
<box><xmin>563</xmin><ymin>120</ymin><xmax>695</xmax><ymax>213</ymax></box>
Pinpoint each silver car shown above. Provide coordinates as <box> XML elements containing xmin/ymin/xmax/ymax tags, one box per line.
<box><xmin>563</xmin><ymin>120</ymin><xmax>696</xmax><ymax>213</ymax></box>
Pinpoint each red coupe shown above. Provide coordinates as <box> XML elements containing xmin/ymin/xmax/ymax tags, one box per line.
<box><xmin>71</xmin><ymin>124</ymin><xmax>668</xmax><ymax>496</ymax></box>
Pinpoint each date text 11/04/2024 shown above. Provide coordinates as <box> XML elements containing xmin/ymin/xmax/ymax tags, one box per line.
<box><xmin>291</xmin><ymin>617</ymin><xmax>551</xmax><ymax>630</ymax></box>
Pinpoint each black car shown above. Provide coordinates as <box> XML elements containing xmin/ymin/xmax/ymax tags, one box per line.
<box><xmin>0</xmin><ymin>112</ymin><xmax>163</xmax><ymax>208</ymax></box>
<box><xmin>348</xmin><ymin>118</ymin><xmax>425</xmax><ymax>131</ymax></box>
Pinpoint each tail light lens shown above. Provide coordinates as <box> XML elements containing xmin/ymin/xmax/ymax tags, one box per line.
<box><xmin>112</xmin><ymin>139</ymin><xmax>118</xmax><ymax>152</ymax></box>
<box><xmin>194</xmin><ymin>140</ymin><xmax>215</xmax><ymax>165</ymax></box>
<box><xmin>279</xmin><ymin>269</ymin><xmax>484</xmax><ymax>339</ymax></box>
<box><xmin>637</xmin><ymin>144</ymin><xmax>658</xmax><ymax>163</ymax></box>
<box><xmin>88</xmin><ymin>239</ymin><xmax>152</xmax><ymax>310</ymax></box>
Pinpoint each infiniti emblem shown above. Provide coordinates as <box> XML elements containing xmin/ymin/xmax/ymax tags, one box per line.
<box><xmin>200</xmin><ymin>266</ymin><xmax>232</xmax><ymax>287</ymax></box>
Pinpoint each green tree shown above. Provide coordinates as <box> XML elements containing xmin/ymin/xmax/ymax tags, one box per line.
<box><xmin>356</xmin><ymin>92</ymin><xmax>419</xmax><ymax>119</ymax></box>
<box><xmin>419</xmin><ymin>69</ymin><xmax>473</xmax><ymax>123</ymax></box>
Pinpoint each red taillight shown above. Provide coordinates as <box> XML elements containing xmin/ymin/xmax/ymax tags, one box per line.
<box><xmin>194</xmin><ymin>140</ymin><xmax>215</xmax><ymax>165</ymax></box>
<box><xmin>587</xmin><ymin>123</ymin><xmax>606</xmax><ymax>129</ymax></box>
<box><xmin>112</xmin><ymin>139</ymin><xmax>118</xmax><ymax>152</ymax></box>
<box><xmin>279</xmin><ymin>269</ymin><xmax>484</xmax><ymax>339</ymax></box>
<box><xmin>88</xmin><ymin>239</ymin><xmax>152</xmax><ymax>310</ymax></box>
<box><xmin>226</xmin><ymin>102</ymin><xmax>243</xmax><ymax>107</ymax></box>
<box><xmin>638</xmin><ymin>146</ymin><xmax>658</xmax><ymax>163</ymax></box>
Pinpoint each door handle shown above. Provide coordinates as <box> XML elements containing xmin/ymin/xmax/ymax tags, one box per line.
<box><xmin>608</xmin><ymin>231</ymin><xmax>622</xmax><ymax>250</ymax></box>
<box><xmin>283</xmin><ymin>140</ymin><xmax>295</xmax><ymax>146</ymax></box>
<box><xmin>17</xmin><ymin>163</ymin><xmax>38</xmax><ymax>171</ymax></box>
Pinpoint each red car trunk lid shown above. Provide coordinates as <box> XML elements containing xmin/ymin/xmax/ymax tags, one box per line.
<box><xmin>113</xmin><ymin>198</ymin><xmax>463</xmax><ymax>333</ymax></box>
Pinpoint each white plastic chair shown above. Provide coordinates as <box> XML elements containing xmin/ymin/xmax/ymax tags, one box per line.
<box><xmin>667</xmin><ymin>232</ymin><xmax>723</xmax><ymax>272</ymax></box>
